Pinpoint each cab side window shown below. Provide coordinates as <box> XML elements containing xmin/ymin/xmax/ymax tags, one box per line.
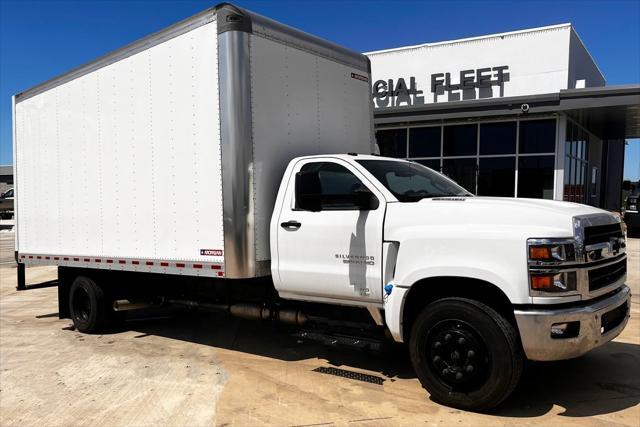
<box><xmin>295</xmin><ymin>162</ymin><xmax>377</xmax><ymax>211</ymax></box>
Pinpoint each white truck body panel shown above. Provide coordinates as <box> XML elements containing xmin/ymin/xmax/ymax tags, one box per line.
<box><xmin>250</xmin><ymin>35</ymin><xmax>373</xmax><ymax>261</ymax></box>
<box><xmin>13</xmin><ymin>4</ymin><xmax>373</xmax><ymax>278</ymax></box>
<box><xmin>15</xmin><ymin>19</ymin><xmax>224</xmax><ymax>271</ymax></box>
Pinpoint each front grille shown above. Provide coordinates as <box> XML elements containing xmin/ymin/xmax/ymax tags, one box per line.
<box><xmin>588</xmin><ymin>258</ymin><xmax>626</xmax><ymax>292</ymax></box>
<box><xmin>583</xmin><ymin>223</ymin><xmax>623</xmax><ymax>246</ymax></box>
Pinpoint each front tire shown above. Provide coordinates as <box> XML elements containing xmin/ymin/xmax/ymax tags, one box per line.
<box><xmin>409</xmin><ymin>297</ymin><xmax>523</xmax><ymax>411</ymax></box>
<box><xmin>69</xmin><ymin>275</ymin><xmax>111</xmax><ymax>333</ymax></box>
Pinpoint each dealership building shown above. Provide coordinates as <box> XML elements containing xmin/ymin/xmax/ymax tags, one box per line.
<box><xmin>366</xmin><ymin>23</ymin><xmax>639</xmax><ymax>209</ymax></box>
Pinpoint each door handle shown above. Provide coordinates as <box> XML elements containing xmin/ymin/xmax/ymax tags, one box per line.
<box><xmin>280</xmin><ymin>220</ymin><xmax>301</xmax><ymax>230</ymax></box>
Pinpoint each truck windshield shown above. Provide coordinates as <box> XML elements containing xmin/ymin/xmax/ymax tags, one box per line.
<box><xmin>357</xmin><ymin>159</ymin><xmax>472</xmax><ymax>202</ymax></box>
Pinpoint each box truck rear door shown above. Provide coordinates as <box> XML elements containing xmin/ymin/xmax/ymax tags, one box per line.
<box><xmin>276</xmin><ymin>159</ymin><xmax>385</xmax><ymax>303</ymax></box>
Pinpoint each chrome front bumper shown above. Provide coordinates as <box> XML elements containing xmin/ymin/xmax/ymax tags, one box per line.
<box><xmin>514</xmin><ymin>285</ymin><xmax>631</xmax><ymax>361</ymax></box>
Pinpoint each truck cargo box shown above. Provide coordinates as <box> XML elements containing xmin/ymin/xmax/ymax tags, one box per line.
<box><xmin>13</xmin><ymin>3</ymin><xmax>373</xmax><ymax>279</ymax></box>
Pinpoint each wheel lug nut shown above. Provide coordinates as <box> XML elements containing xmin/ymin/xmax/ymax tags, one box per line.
<box><xmin>455</xmin><ymin>372</ymin><xmax>463</xmax><ymax>380</ymax></box>
<box><xmin>433</xmin><ymin>356</ymin><xmax>441</xmax><ymax>363</ymax></box>
<box><xmin>467</xmin><ymin>350</ymin><xmax>475</xmax><ymax>358</ymax></box>
<box><xmin>444</xmin><ymin>334</ymin><xmax>452</xmax><ymax>341</ymax></box>
<box><xmin>434</xmin><ymin>341</ymin><xmax>442</xmax><ymax>349</ymax></box>
<box><xmin>442</xmin><ymin>369</ymin><xmax>449</xmax><ymax>375</ymax></box>
<box><xmin>466</xmin><ymin>365</ymin><xmax>474</xmax><ymax>373</ymax></box>
<box><xmin>458</xmin><ymin>337</ymin><xmax>465</xmax><ymax>345</ymax></box>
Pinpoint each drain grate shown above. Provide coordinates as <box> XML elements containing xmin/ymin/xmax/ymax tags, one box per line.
<box><xmin>312</xmin><ymin>367</ymin><xmax>385</xmax><ymax>385</ymax></box>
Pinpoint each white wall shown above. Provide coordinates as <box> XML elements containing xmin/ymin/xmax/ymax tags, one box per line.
<box><xmin>367</xmin><ymin>24</ymin><xmax>598</xmax><ymax>109</ymax></box>
<box><xmin>567</xmin><ymin>29</ymin><xmax>606</xmax><ymax>89</ymax></box>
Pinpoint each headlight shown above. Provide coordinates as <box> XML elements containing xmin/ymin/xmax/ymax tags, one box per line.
<box><xmin>528</xmin><ymin>242</ymin><xmax>576</xmax><ymax>263</ymax></box>
<box><xmin>527</xmin><ymin>238</ymin><xmax>578</xmax><ymax>296</ymax></box>
<box><xmin>530</xmin><ymin>271</ymin><xmax>577</xmax><ymax>292</ymax></box>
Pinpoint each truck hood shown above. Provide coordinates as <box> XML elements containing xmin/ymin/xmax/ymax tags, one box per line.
<box><xmin>385</xmin><ymin>196</ymin><xmax>610</xmax><ymax>240</ymax></box>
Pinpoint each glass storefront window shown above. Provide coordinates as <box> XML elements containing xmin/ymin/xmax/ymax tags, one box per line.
<box><xmin>519</xmin><ymin>119</ymin><xmax>556</xmax><ymax>154</ymax></box>
<box><xmin>414</xmin><ymin>159</ymin><xmax>441</xmax><ymax>172</ymax></box>
<box><xmin>480</xmin><ymin>122</ymin><xmax>517</xmax><ymax>155</ymax></box>
<box><xmin>382</xmin><ymin>117</ymin><xmax>558</xmax><ymax>200</ymax></box>
<box><xmin>409</xmin><ymin>126</ymin><xmax>441</xmax><ymax>157</ymax></box>
<box><xmin>443</xmin><ymin>158</ymin><xmax>477</xmax><ymax>193</ymax></box>
<box><xmin>564</xmin><ymin>121</ymin><xmax>590</xmax><ymax>203</ymax></box>
<box><xmin>563</xmin><ymin>150</ymin><xmax>572</xmax><ymax>202</ymax></box>
<box><xmin>517</xmin><ymin>156</ymin><xmax>555</xmax><ymax>199</ymax></box>
<box><xmin>443</xmin><ymin>124</ymin><xmax>477</xmax><ymax>156</ymax></box>
<box><xmin>375</xmin><ymin>129</ymin><xmax>407</xmax><ymax>158</ymax></box>
<box><xmin>478</xmin><ymin>157</ymin><xmax>516</xmax><ymax>197</ymax></box>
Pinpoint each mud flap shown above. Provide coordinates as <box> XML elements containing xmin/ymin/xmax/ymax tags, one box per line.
<box><xmin>57</xmin><ymin>267</ymin><xmax>71</xmax><ymax>319</ymax></box>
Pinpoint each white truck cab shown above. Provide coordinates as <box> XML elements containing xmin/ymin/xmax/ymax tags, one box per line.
<box><xmin>271</xmin><ymin>154</ymin><xmax>629</xmax><ymax>409</ymax></box>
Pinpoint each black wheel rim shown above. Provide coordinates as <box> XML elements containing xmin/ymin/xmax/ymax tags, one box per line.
<box><xmin>72</xmin><ymin>287</ymin><xmax>91</xmax><ymax>323</ymax></box>
<box><xmin>426</xmin><ymin>319</ymin><xmax>490</xmax><ymax>392</ymax></box>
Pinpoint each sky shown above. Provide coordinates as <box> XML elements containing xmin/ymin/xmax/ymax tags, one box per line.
<box><xmin>1</xmin><ymin>0</ymin><xmax>639</xmax><ymax>179</ymax></box>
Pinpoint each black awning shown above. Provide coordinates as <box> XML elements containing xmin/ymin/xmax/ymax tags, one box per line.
<box><xmin>559</xmin><ymin>85</ymin><xmax>640</xmax><ymax>139</ymax></box>
<box><xmin>374</xmin><ymin>85</ymin><xmax>640</xmax><ymax>140</ymax></box>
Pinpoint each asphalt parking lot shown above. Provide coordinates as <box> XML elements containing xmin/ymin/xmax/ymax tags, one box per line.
<box><xmin>0</xmin><ymin>230</ymin><xmax>638</xmax><ymax>426</ymax></box>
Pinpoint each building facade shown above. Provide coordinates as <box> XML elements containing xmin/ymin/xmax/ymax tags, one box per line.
<box><xmin>366</xmin><ymin>24</ymin><xmax>639</xmax><ymax>209</ymax></box>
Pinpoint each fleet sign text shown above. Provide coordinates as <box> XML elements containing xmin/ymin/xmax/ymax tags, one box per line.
<box><xmin>372</xmin><ymin>65</ymin><xmax>510</xmax><ymax>108</ymax></box>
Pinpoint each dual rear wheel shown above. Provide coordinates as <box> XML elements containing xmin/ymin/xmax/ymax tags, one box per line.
<box><xmin>69</xmin><ymin>276</ymin><xmax>111</xmax><ymax>333</ymax></box>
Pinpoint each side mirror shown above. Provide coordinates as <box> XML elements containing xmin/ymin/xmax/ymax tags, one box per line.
<box><xmin>295</xmin><ymin>170</ymin><xmax>322</xmax><ymax>211</ymax></box>
<box><xmin>353</xmin><ymin>185</ymin><xmax>379</xmax><ymax>210</ymax></box>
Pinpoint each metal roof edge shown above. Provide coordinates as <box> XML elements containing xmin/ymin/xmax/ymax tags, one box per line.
<box><xmin>373</xmin><ymin>92</ymin><xmax>561</xmax><ymax>117</ymax></box>
<box><xmin>560</xmin><ymin>84</ymin><xmax>640</xmax><ymax>99</ymax></box>
<box><xmin>365</xmin><ymin>23</ymin><xmax>572</xmax><ymax>56</ymax></box>
<box><xmin>241</xmin><ymin>6</ymin><xmax>368</xmax><ymax>71</ymax></box>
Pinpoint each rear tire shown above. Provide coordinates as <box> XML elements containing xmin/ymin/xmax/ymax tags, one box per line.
<box><xmin>69</xmin><ymin>275</ymin><xmax>111</xmax><ymax>333</ymax></box>
<box><xmin>409</xmin><ymin>297</ymin><xmax>523</xmax><ymax>411</ymax></box>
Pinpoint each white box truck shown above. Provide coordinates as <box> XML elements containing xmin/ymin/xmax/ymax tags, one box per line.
<box><xmin>13</xmin><ymin>3</ymin><xmax>630</xmax><ymax>411</ymax></box>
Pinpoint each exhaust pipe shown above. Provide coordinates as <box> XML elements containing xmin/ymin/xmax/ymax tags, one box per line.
<box><xmin>113</xmin><ymin>299</ymin><xmax>154</xmax><ymax>311</ymax></box>
<box><xmin>229</xmin><ymin>304</ymin><xmax>272</xmax><ymax>321</ymax></box>
<box><xmin>276</xmin><ymin>309</ymin><xmax>308</xmax><ymax>326</ymax></box>
<box><xmin>167</xmin><ymin>299</ymin><xmax>308</xmax><ymax>326</ymax></box>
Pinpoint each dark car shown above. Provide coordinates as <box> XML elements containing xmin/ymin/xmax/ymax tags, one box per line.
<box><xmin>624</xmin><ymin>188</ymin><xmax>639</xmax><ymax>236</ymax></box>
<box><xmin>0</xmin><ymin>188</ymin><xmax>14</xmax><ymax>219</ymax></box>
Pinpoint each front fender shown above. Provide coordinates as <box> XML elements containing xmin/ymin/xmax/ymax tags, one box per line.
<box><xmin>389</xmin><ymin>228</ymin><xmax>538</xmax><ymax>306</ymax></box>
<box><xmin>383</xmin><ymin>266</ymin><xmax>519</xmax><ymax>343</ymax></box>
<box><xmin>401</xmin><ymin>266</ymin><xmax>517</xmax><ymax>301</ymax></box>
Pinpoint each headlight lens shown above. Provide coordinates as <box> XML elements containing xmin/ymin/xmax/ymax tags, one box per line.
<box><xmin>528</xmin><ymin>243</ymin><xmax>575</xmax><ymax>263</ymax></box>
<box><xmin>530</xmin><ymin>271</ymin><xmax>577</xmax><ymax>292</ymax></box>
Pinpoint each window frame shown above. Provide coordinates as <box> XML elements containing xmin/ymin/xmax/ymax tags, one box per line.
<box><xmin>563</xmin><ymin>119</ymin><xmax>591</xmax><ymax>204</ymax></box>
<box><xmin>374</xmin><ymin>116</ymin><xmax>557</xmax><ymax>198</ymax></box>
<box><xmin>291</xmin><ymin>159</ymin><xmax>381</xmax><ymax>212</ymax></box>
